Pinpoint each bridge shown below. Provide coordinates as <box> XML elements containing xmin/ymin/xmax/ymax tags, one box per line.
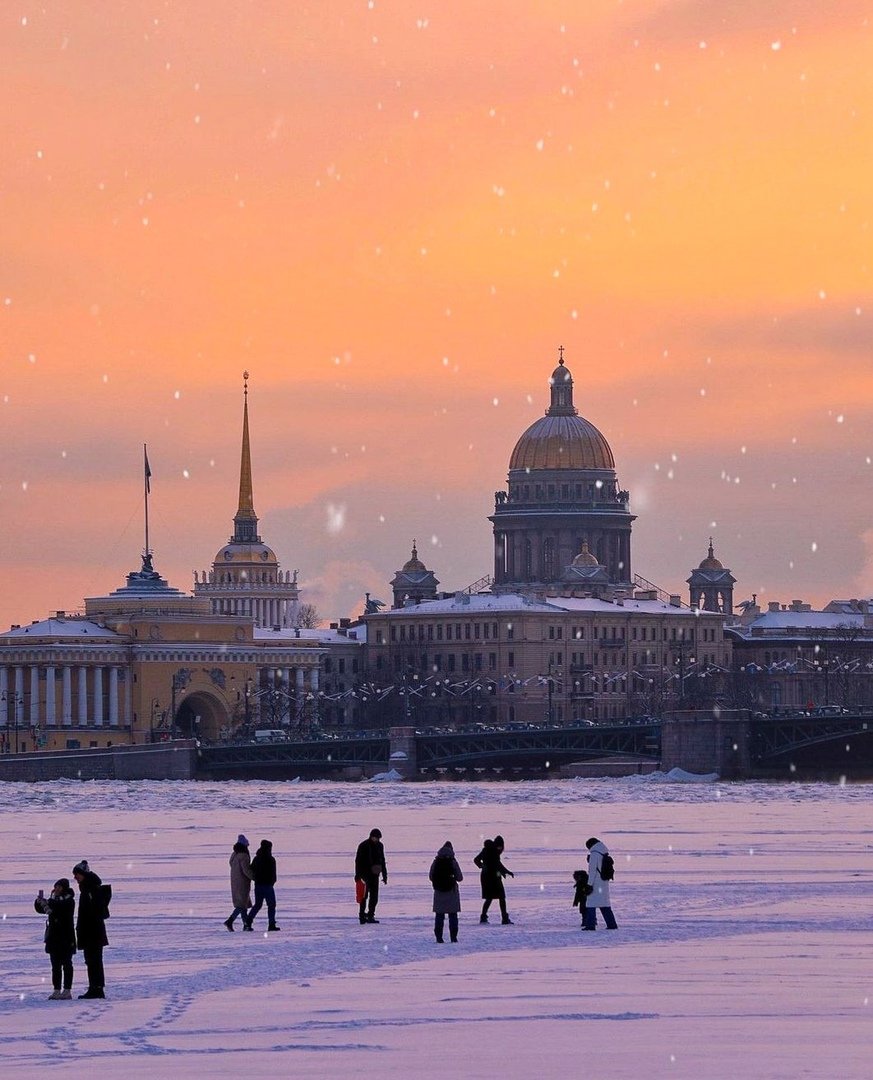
<box><xmin>197</xmin><ymin>723</ymin><xmax>660</xmax><ymax>778</ymax></box>
<box><xmin>195</xmin><ymin>713</ymin><xmax>873</xmax><ymax>779</ymax></box>
<box><xmin>750</xmin><ymin>714</ymin><xmax>873</xmax><ymax>765</ymax></box>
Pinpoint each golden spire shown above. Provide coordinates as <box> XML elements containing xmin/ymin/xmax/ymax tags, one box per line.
<box><xmin>233</xmin><ymin>371</ymin><xmax>259</xmax><ymax>542</ymax></box>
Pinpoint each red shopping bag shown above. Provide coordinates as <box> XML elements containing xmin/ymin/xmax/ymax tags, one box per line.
<box><xmin>355</xmin><ymin>879</ymin><xmax>366</xmax><ymax>903</ymax></box>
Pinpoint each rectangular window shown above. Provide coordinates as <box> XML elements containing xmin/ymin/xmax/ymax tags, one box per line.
<box><xmin>557</xmin><ymin>626</ymin><xmax>563</xmax><ymax>639</ymax></box>
<box><xmin>338</xmin><ymin>659</ymin><xmax>345</xmax><ymax>674</ymax></box>
<box><xmin>508</xmin><ymin>651</ymin><xmax>515</xmax><ymax>668</ymax></box>
<box><xmin>437</xmin><ymin>625</ymin><xmax>443</xmax><ymax>640</ymax></box>
<box><xmin>376</xmin><ymin>655</ymin><xmax>383</xmax><ymax>670</ymax></box>
<box><xmin>506</xmin><ymin>623</ymin><xmax>514</xmax><ymax>640</ymax></box>
<box><xmin>483</xmin><ymin>623</ymin><xmax>490</xmax><ymax>640</ymax></box>
<box><xmin>474</xmin><ymin>623</ymin><xmax>481</xmax><ymax>639</ymax></box>
<box><xmin>428</xmin><ymin>625</ymin><xmax>433</xmax><ymax>641</ymax></box>
<box><xmin>489</xmin><ymin>653</ymin><xmax>496</xmax><ymax>669</ymax></box>
<box><xmin>462</xmin><ymin>654</ymin><xmax>469</xmax><ymax>672</ymax></box>
<box><xmin>475</xmin><ymin>654</ymin><xmax>483</xmax><ymax>671</ymax></box>
<box><xmin>390</xmin><ymin>626</ymin><xmax>397</xmax><ymax>642</ymax></box>
<box><xmin>448</xmin><ymin>655</ymin><xmax>456</xmax><ymax>672</ymax></box>
<box><xmin>465</xmin><ymin>624</ymin><xmax>472</xmax><ymax>640</ymax></box>
<box><xmin>375</xmin><ymin>629</ymin><xmax>384</xmax><ymax>645</ymax></box>
<box><xmin>446</xmin><ymin>625</ymin><xmax>452</xmax><ymax>641</ymax></box>
<box><xmin>456</xmin><ymin>624</ymin><xmax>462</xmax><ymax>639</ymax></box>
<box><xmin>549</xmin><ymin>626</ymin><xmax>555</xmax><ymax>640</ymax></box>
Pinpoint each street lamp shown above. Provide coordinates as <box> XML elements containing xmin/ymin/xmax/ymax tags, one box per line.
<box><xmin>1</xmin><ymin>690</ymin><xmax>24</xmax><ymax>754</ymax></box>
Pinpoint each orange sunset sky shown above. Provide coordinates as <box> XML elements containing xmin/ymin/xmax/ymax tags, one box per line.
<box><xmin>2</xmin><ymin>1</ymin><xmax>873</xmax><ymax>629</ymax></box>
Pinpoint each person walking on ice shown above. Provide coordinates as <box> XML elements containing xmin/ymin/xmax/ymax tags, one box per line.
<box><xmin>430</xmin><ymin>840</ymin><xmax>463</xmax><ymax>943</ymax></box>
<box><xmin>246</xmin><ymin>839</ymin><xmax>280</xmax><ymax>931</ymax></box>
<box><xmin>225</xmin><ymin>834</ymin><xmax>253</xmax><ymax>931</ymax></box>
<box><xmin>582</xmin><ymin>837</ymin><xmax>618</xmax><ymax>930</ymax></box>
<box><xmin>355</xmin><ymin>828</ymin><xmax>388</xmax><ymax>924</ymax></box>
<box><xmin>473</xmin><ymin>834</ymin><xmax>514</xmax><ymax>925</ymax></box>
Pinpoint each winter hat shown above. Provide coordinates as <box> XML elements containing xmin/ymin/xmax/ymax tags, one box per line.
<box><xmin>237</xmin><ymin>834</ymin><xmax>250</xmax><ymax>847</ymax></box>
<box><xmin>369</xmin><ymin>828</ymin><xmax>382</xmax><ymax>839</ymax></box>
<box><xmin>260</xmin><ymin>839</ymin><xmax>272</xmax><ymax>849</ymax></box>
<box><xmin>54</xmin><ymin>878</ymin><xmax>70</xmax><ymax>891</ymax></box>
<box><xmin>72</xmin><ymin>860</ymin><xmax>89</xmax><ymax>875</ymax></box>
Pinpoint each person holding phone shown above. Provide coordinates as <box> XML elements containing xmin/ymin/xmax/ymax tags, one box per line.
<box><xmin>34</xmin><ymin>878</ymin><xmax>77</xmax><ymax>1000</ymax></box>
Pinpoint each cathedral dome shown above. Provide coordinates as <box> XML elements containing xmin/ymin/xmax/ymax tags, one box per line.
<box><xmin>510</xmin><ymin>413</ymin><xmax>615</xmax><ymax>472</ymax></box>
<box><xmin>571</xmin><ymin>541</ymin><xmax>601</xmax><ymax>568</ymax></box>
<box><xmin>214</xmin><ymin>542</ymin><xmax>278</xmax><ymax>567</ymax></box>
<box><xmin>508</xmin><ymin>354</ymin><xmax>615</xmax><ymax>472</ymax></box>
<box><xmin>698</xmin><ymin>540</ymin><xmax>724</xmax><ymax>571</ymax></box>
<box><xmin>402</xmin><ymin>542</ymin><xmax>427</xmax><ymax>573</ymax></box>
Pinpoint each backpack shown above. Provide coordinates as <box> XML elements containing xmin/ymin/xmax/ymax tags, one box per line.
<box><xmin>96</xmin><ymin>883</ymin><xmax>112</xmax><ymax>919</ymax></box>
<box><xmin>431</xmin><ymin>856</ymin><xmax>456</xmax><ymax>892</ymax></box>
<box><xmin>599</xmin><ymin>853</ymin><xmax>615</xmax><ymax>882</ymax></box>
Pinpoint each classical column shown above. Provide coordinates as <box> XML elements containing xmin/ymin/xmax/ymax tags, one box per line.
<box><xmin>15</xmin><ymin>666</ymin><xmax>25</xmax><ymax>726</ymax></box>
<box><xmin>109</xmin><ymin>667</ymin><xmax>119</xmax><ymax>726</ymax></box>
<box><xmin>62</xmin><ymin>666</ymin><xmax>72</xmax><ymax>726</ymax></box>
<box><xmin>280</xmin><ymin>669</ymin><xmax>290</xmax><ymax>724</ymax></box>
<box><xmin>29</xmin><ymin>666</ymin><xmax>40</xmax><ymax>727</ymax></box>
<box><xmin>124</xmin><ymin>667</ymin><xmax>132</xmax><ymax>726</ymax></box>
<box><xmin>310</xmin><ymin>666</ymin><xmax>319</xmax><ymax>693</ymax></box>
<box><xmin>77</xmin><ymin>666</ymin><xmax>88</xmax><ymax>725</ymax></box>
<box><xmin>93</xmin><ymin>666</ymin><xmax>104</xmax><ymax>726</ymax></box>
<box><xmin>45</xmin><ymin>666</ymin><xmax>56</xmax><ymax>726</ymax></box>
<box><xmin>0</xmin><ymin>666</ymin><xmax>7</xmax><ymax>727</ymax></box>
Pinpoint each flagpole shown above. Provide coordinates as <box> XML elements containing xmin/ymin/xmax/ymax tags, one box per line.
<box><xmin>143</xmin><ymin>443</ymin><xmax>150</xmax><ymax>562</ymax></box>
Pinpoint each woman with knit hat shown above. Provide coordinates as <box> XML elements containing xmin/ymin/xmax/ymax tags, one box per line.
<box><xmin>225</xmin><ymin>834</ymin><xmax>253</xmax><ymax>931</ymax></box>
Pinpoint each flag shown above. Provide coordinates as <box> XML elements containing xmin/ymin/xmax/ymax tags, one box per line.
<box><xmin>144</xmin><ymin>445</ymin><xmax>152</xmax><ymax>493</ymax></box>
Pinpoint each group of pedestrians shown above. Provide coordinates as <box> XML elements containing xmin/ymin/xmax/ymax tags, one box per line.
<box><xmin>224</xmin><ymin>836</ymin><xmax>280</xmax><ymax>932</ymax></box>
<box><xmin>33</xmin><ymin>859</ymin><xmax>110</xmax><ymax>1000</ymax></box>
<box><xmin>33</xmin><ymin>833</ymin><xmax>617</xmax><ymax>1000</ymax></box>
<box><xmin>222</xmin><ymin>830</ymin><xmax>618</xmax><ymax>945</ymax></box>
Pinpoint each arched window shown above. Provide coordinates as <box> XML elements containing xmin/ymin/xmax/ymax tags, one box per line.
<box><xmin>542</xmin><ymin>538</ymin><xmax>555</xmax><ymax>581</ymax></box>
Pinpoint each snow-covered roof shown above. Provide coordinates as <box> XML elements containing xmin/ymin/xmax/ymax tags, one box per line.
<box><xmin>731</xmin><ymin>611</ymin><xmax>867</xmax><ymax>636</ymax></box>
<box><xmin>371</xmin><ymin>592</ymin><xmax>705</xmax><ymax>618</ymax></box>
<box><xmin>254</xmin><ymin>625</ymin><xmax>366</xmax><ymax>645</ymax></box>
<box><xmin>546</xmin><ymin>596</ymin><xmax>711</xmax><ymax>617</ymax></box>
<box><xmin>1</xmin><ymin>617</ymin><xmax>120</xmax><ymax>641</ymax></box>
<box><xmin>384</xmin><ymin>593</ymin><xmax>558</xmax><ymax>615</ymax></box>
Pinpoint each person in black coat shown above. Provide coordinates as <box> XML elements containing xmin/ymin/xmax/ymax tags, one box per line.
<box><xmin>34</xmin><ymin>877</ymin><xmax>77</xmax><ymax>999</ymax></box>
<box><xmin>246</xmin><ymin>839</ymin><xmax>280</xmax><ymax>931</ymax></box>
<box><xmin>354</xmin><ymin>828</ymin><xmax>388</xmax><ymax>924</ymax></box>
<box><xmin>72</xmin><ymin>860</ymin><xmax>110</xmax><ymax>999</ymax></box>
<box><xmin>473</xmin><ymin>835</ymin><xmax>514</xmax><ymax>924</ymax></box>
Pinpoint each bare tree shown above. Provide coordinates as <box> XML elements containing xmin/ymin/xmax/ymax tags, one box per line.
<box><xmin>296</xmin><ymin>603</ymin><xmax>321</xmax><ymax>630</ymax></box>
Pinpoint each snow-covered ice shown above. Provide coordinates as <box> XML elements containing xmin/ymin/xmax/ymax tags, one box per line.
<box><xmin>1</xmin><ymin>778</ymin><xmax>871</xmax><ymax>1078</ymax></box>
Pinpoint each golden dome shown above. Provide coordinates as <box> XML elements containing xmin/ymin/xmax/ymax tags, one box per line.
<box><xmin>571</xmin><ymin>541</ymin><xmax>600</xmax><ymax>568</ymax></box>
<box><xmin>215</xmin><ymin>542</ymin><xmax>278</xmax><ymax>566</ymax></box>
<box><xmin>402</xmin><ymin>542</ymin><xmax>427</xmax><ymax>573</ymax></box>
<box><xmin>698</xmin><ymin>539</ymin><xmax>724</xmax><ymax>571</ymax></box>
<box><xmin>510</xmin><ymin>413</ymin><xmax>615</xmax><ymax>471</ymax></box>
<box><xmin>509</xmin><ymin>351</ymin><xmax>615</xmax><ymax>472</ymax></box>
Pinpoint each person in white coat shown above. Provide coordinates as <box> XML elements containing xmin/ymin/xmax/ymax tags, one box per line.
<box><xmin>582</xmin><ymin>837</ymin><xmax>618</xmax><ymax>930</ymax></box>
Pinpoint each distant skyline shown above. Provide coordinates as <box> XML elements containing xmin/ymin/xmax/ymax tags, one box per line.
<box><xmin>2</xmin><ymin>2</ymin><xmax>873</xmax><ymax>629</ymax></box>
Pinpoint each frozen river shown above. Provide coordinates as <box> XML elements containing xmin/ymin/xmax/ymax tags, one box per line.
<box><xmin>1</xmin><ymin>775</ymin><xmax>871</xmax><ymax>1079</ymax></box>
